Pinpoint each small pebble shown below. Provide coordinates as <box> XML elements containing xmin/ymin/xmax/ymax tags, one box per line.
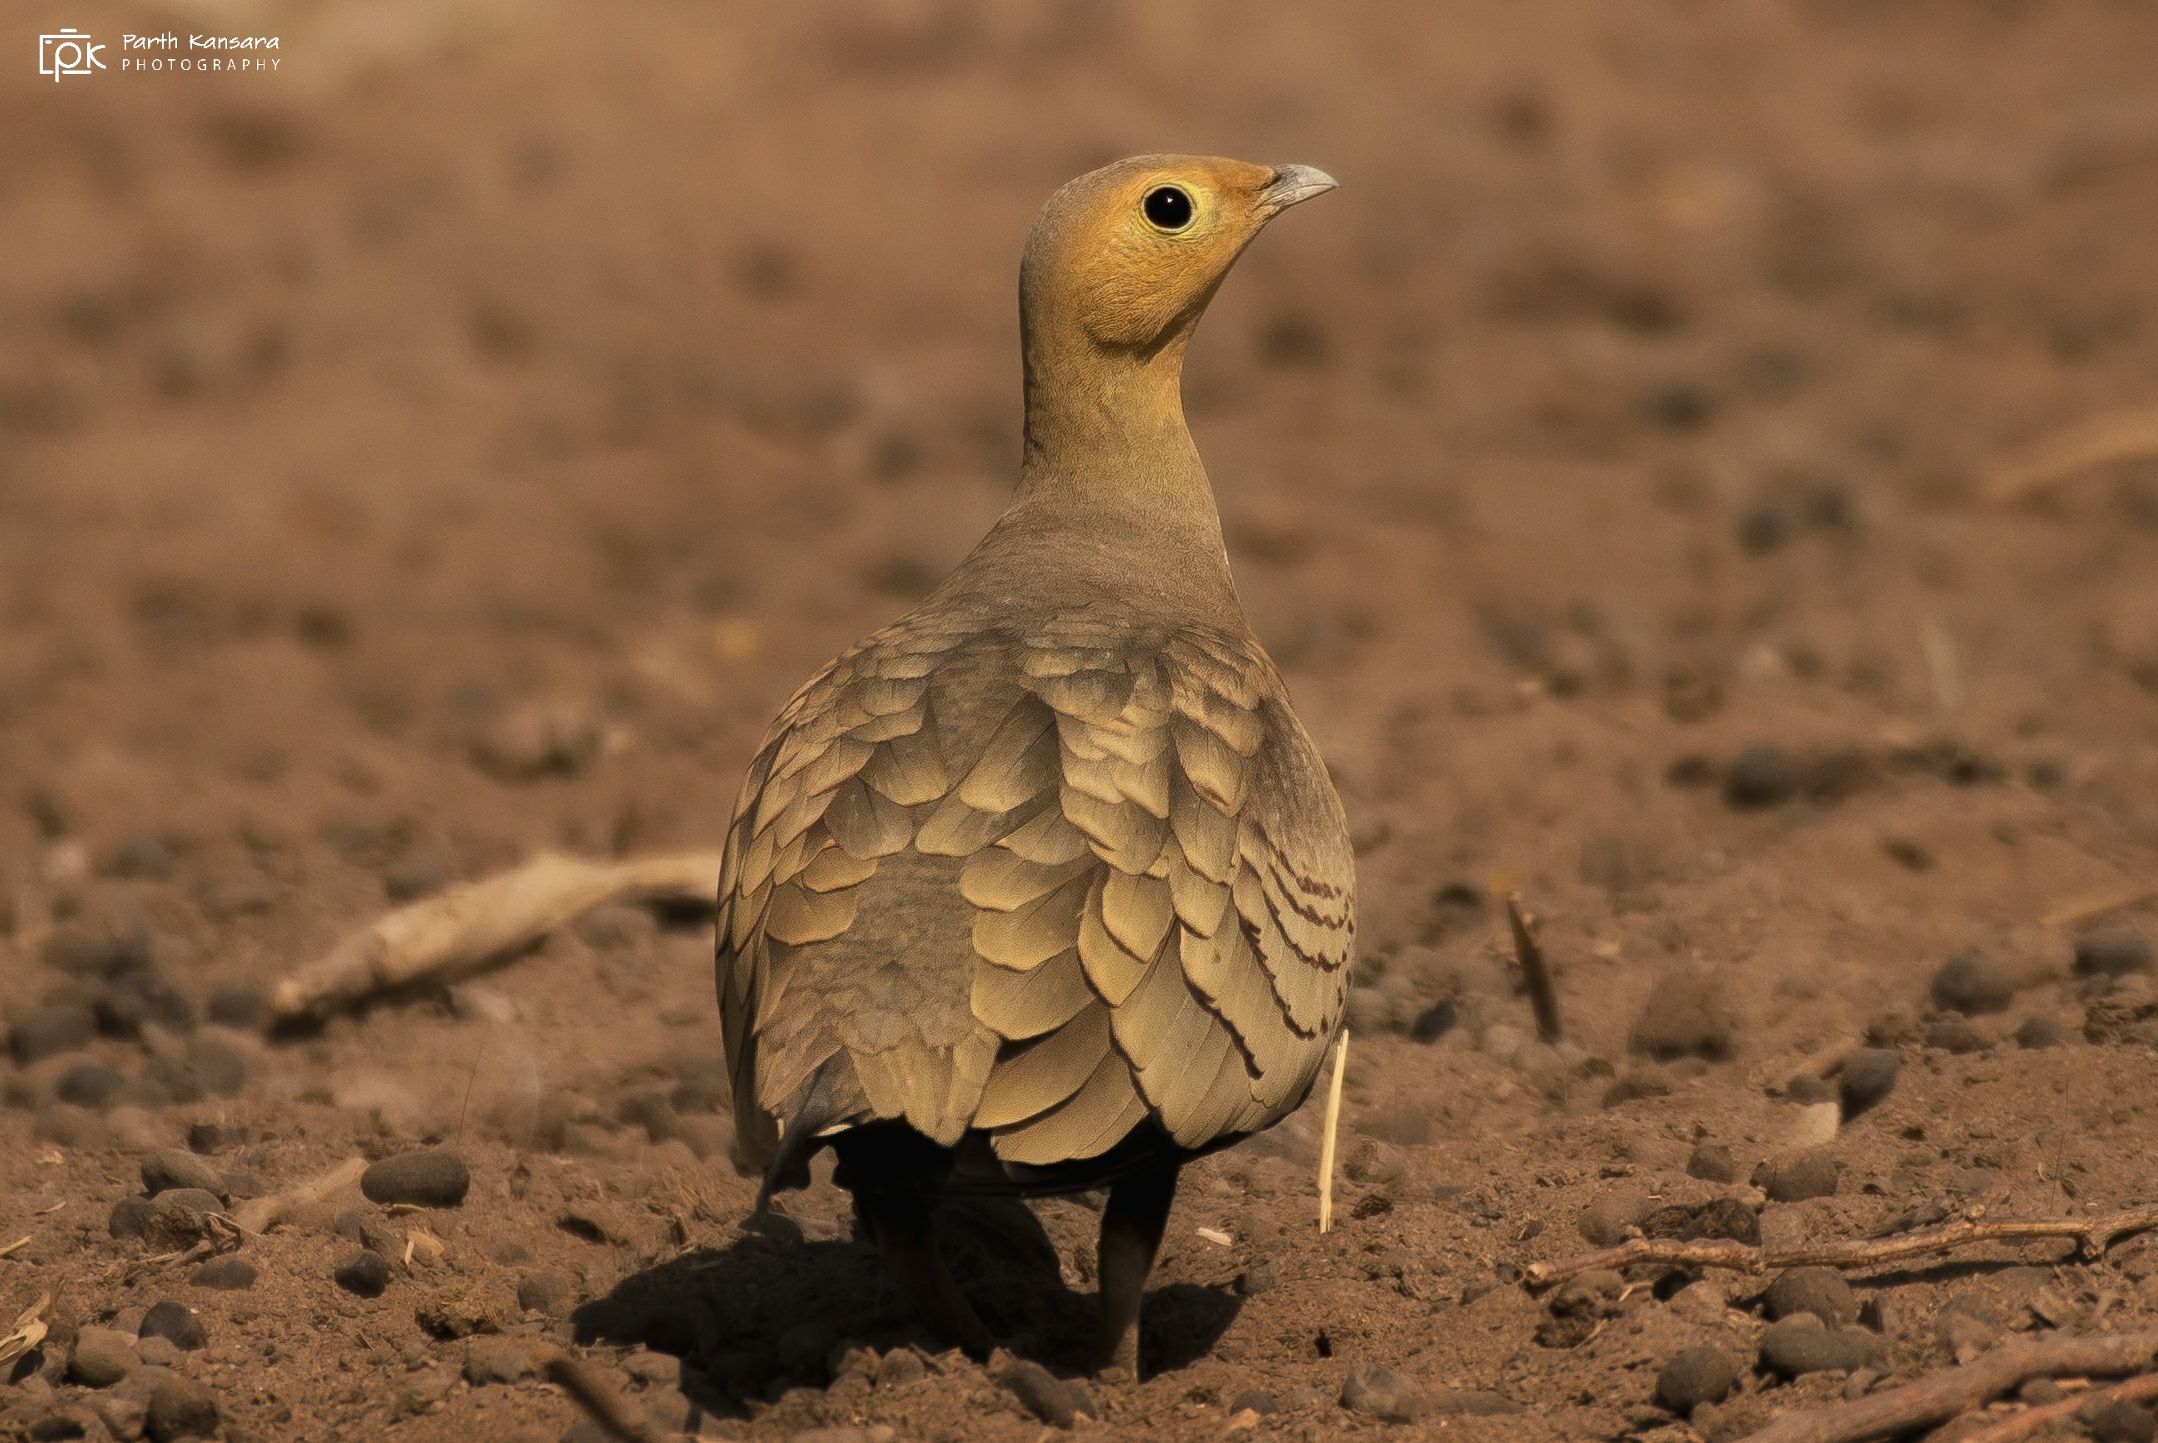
<box><xmin>515</xmin><ymin>1270</ymin><xmax>574</xmax><ymax>1316</ymax></box>
<box><xmin>1630</xmin><ymin>967</ymin><xmax>1733</xmax><ymax>1061</ymax></box>
<box><xmin>2014</xmin><ymin>1015</ymin><xmax>2071</xmax><ymax>1049</ymax></box>
<box><xmin>1229</xmin><ymin>1390</ymin><xmax>1280</xmax><ymax>1415</ymax></box>
<box><xmin>66</xmin><ymin>1328</ymin><xmax>138</xmax><ymax>1388</ymax></box>
<box><xmin>360</xmin><ymin>1148</ymin><xmax>471</xmax><ymax>1207</ymax></box>
<box><xmin>144</xmin><ymin>1189</ymin><xmax>224</xmax><ymax>1250</ymax></box>
<box><xmin>186</xmin><ymin>1122</ymin><xmax>242</xmax><ymax>1155</ymax></box>
<box><xmin>1724</xmin><ymin>744</ymin><xmax>1801</xmax><ymax>809</ymax></box>
<box><xmin>138</xmin><ymin>1300</ymin><xmax>207</xmax><ymax>1352</ymax></box>
<box><xmin>1763</xmin><ymin>1267</ymin><xmax>1859</xmax><ymax>1326</ymax></box>
<box><xmin>1340</xmin><ymin>1361</ymin><xmax>1426</xmax><ymax>1423</ymax></box>
<box><xmin>1655</xmin><ymin>1347</ymin><xmax>1737</xmax><ymax>1412</ymax></box>
<box><xmin>877</xmin><ymin>1348</ymin><xmax>927</xmax><ymax>1388</ymax></box>
<box><xmin>1836</xmin><ymin>1049</ymin><xmax>1900</xmax><ymax>1118</ymax></box>
<box><xmin>1427</xmin><ymin>1388</ymin><xmax>1523</xmax><ymax>1416</ymax></box>
<box><xmin>998</xmin><ymin>1359</ymin><xmax>1095</xmax><ymax>1427</ymax></box>
<box><xmin>189</xmin><ymin>1257</ymin><xmax>256</xmax><ymax>1291</ymax></box>
<box><xmin>334</xmin><ymin>1249</ymin><xmax>391</xmax><ymax>1297</ymax></box>
<box><xmin>2083</xmin><ymin>1398</ymin><xmax>2158</xmax><ymax>1443</ymax></box>
<box><xmin>185</xmin><ymin>1031</ymin><xmax>252</xmax><ymax>1096</ymax></box>
<box><xmin>109</xmin><ymin>1195</ymin><xmax>156</xmax><ymax>1239</ymax></box>
<box><xmin>2074</xmin><ymin>924</ymin><xmax>2154</xmax><ymax>979</ymax></box>
<box><xmin>8</xmin><ymin>1002</ymin><xmax>98</xmax><ymax>1064</ymax></box>
<box><xmin>1926</xmin><ymin>1013</ymin><xmax>1990</xmax><ymax>1054</ymax></box>
<box><xmin>134</xmin><ymin>1337</ymin><xmax>183</xmax><ymax>1369</ymax></box>
<box><xmin>90</xmin><ymin>1390</ymin><xmax>150</xmax><ymax>1441</ymax></box>
<box><xmin>1687</xmin><ymin>1140</ymin><xmax>1737</xmax><ymax>1183</ymax></box>
<box><xmin>1760</xmin><ymin>1151</ymin><xmax>1841</xmax><ymax>1203</ymax></box>
<box><xmin>202</xmin><ymin>984</ymin><xmax>269</xmax><ymax>1031</ymax></box>
<box><xmin>1937</xmin><ymin>1309</ymin><xmax>1997</xmax><ymax>1364</ymax></box>
<box><xmin>141</xmin><ymin>1149</ymin><xmax>228</xmax><ymax>1202</ymax></box>
<box><xmin>56</xmin><ymin>1062</ymin><xmax>129</xmax><ymax>1111</ymax></box>
<box><xmin>1930</xmin><ymin>953</ymin><xmax>2016</xmax><ymax>1015</ymax></box>
<box><xmin>462</xmin><ymin>1338</ymin><xmax>537</xmax><ymax>1386</ymax></box>
<box><xmin>471</xmin><ymin>700</ymin><xmax>605</xmax><ymax>779</ymax></box>
<box><xmin>145</xmin><ymin>1375</ymin><xmax>219</xmax><ymax>1442</ymax></box>
<box><xmin>1786</xmin><ymin>1074</ymin><xmax>1835</xmax><ymax>1105</ymax></box>
<box><xmin>1758</xmin><ymin>1316</ymin><xmax>1878</xmax><ymax>1378</ymax></box>
<box><xmin>1578</xmin><ymin>1189</ymin><xmax>1652</xmax><ymax>1246</ymax></box>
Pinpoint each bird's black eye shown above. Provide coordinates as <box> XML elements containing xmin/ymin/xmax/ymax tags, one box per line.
<box><xmin>1143</xmin><ymin>185</ymin><xmax>1194</xmax><ymax>232</ymax></box>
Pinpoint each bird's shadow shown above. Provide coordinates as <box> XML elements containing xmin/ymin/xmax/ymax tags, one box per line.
<box><xmin>572</xmin><ymin>1194</ymin><xmax>1240</xmax><ymax>1416</ymax></box>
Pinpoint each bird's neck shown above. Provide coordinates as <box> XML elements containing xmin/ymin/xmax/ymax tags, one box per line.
<box><xmin>1015</xmin><ymin>332</ymin><xmax>1220</xmax><ymax>531</ymax></box>
<box><xmin>962</xmin><ymin>330</ymin><xmax>1241</xmax><ymax>619</ymax></box>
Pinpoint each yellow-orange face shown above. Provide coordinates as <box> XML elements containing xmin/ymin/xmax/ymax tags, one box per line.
<box><xmin>1022</xmin><ymin>155</ymin><xmax>1337</xmax><ymax>355</ymax></box>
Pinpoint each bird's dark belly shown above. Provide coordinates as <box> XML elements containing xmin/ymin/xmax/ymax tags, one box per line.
<box><xmin>831</xmin><ymin>1117</ymin><xmax>1248</xmax><ymax>1201</ymax></box>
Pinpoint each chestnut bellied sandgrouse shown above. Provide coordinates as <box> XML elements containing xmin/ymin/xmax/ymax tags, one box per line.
<box><xmin>716</xmin><ymin>155</ymin><xmax>1353</xmax><ymax>1377</ymax></box>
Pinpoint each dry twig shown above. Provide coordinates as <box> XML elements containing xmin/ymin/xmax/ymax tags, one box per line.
<box><xmin>271</xmin><ymin>850</ymin><xmax>722</xmax><ymax>1023</ymax></box>
<box><xmin>231</xmin><ymin>1157</ymin><xmax>367</xmax><ymax>1234</ymax></box>
<box><xmin>1505</xmin><ymin>893</ymin><xmax>1562</xmax><ymax>1043</ymax></box>
<box><xmin>1524</xmin><ymin>1202</ymin><xmax>2158</xmax><ymax>1288</ymax></box>
<box><xmin>1317</xmin><ymin>1028</ymin><xmax>1350</xmax><ymax>1235</ymax></box>
<box><xmin>1986</xmin><ymin>406</ymin><xmax>2158</xmax><ymax>505</ymax></box>
<box><xmin>0</xmin><ymin>1236</ymin><xmax>28</xmax><ymax>1260</ymax></box>
<box><xmin>2043</xmin><ymin>880</ymin><xmax>2158</xmax><ymax>929</ymax></box>
<box><xmin>536</xmin><ymin>1347</ymin><xmax>671</xmax><ymax>1443</ymax></box>
<box><xmin>1737</xmin><ymin>1330</ymin><xmax>2158</xmax><ymax>1443</ymax></box>
<box><xmin>1959</xmin><ymin>1370</ymin><xmax>2158</xmax><ymax>1443</ymax></box>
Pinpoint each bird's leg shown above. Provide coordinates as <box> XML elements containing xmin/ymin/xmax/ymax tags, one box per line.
<box><xmin>1096</xmin><ymin>1156</ymin><xmax>1181</xmax><ymax>1381</ymax></box>
<box><xmin>855</xmin><ymin>1185</ymin><xmax>995</xmax><ymax>1359</ymax></box>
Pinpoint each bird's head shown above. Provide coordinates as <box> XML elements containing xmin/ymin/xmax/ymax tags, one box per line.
<box><xmin>1021</xmin><ymin>154</ymin><xmax>1336</xmax><ymax>360</ymax></box>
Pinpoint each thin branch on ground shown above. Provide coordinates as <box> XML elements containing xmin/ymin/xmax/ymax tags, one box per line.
<box><xmin>537</xmin><ymin>1347</ymin><xmax>672</xmax><ymax>1443</ymax></box>
<box><xmin>1735</xmin><ymin>1331</ymin><xmax>2158</xmax><ymax>1443</ymax></box>
<box><xmin>1505</xmin><ymin>893</ymin><xmax>1562</xmax><ymax>1044</ymax></box>
<box><xmin>2043</xmin><ymin>880</ymin><xmax>2158</xmax><ymax>929</ymax></box>
<box><xmin>1960</xmin><ymin>1371</ymin><xmax>2158</xmax><ymax>1443</ymax></box>
<box><xmin>1523</xmin><ymin>1202</ymin><xmax>2158</xmax><ymax>1288</ymax></box>
<box><xmin>1985</xmin><ymin>406</ymin><xmax>2158</xmax><ymax>504</ymax></box>
<box><xmin>230</xmin><ymin>1156</ymin><xmax>368</xmax><ymax>1234</ymax></box>
<box><xmin>270</xmin><ymin>850</ymin><xmax>723</xmax><ymax>1024</ymax></box>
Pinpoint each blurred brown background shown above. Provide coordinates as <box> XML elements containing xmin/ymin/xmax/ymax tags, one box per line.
<box><xmin>5</xmin><ymin>3</ymin><xmax>2158</xmax><ymax>1440</ymax></box>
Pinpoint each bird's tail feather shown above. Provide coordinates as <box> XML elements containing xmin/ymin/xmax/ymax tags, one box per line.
<box><xmin>751</xmin><ymin>1054</ymin><xmax>852</xmax><ymax>1218</ymax></box>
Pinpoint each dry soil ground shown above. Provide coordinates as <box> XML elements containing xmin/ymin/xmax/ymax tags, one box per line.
<box><xmin>4</xmin><ymin>1</ymin><xmax>2158</xmax><ymax>1440</ymax></box>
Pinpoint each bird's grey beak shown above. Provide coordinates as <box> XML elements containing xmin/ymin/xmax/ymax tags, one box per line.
<box><xmin>1256</xmin><ymin>164</ymin><xmax>1338</xmax><ymax>217</ymax></box>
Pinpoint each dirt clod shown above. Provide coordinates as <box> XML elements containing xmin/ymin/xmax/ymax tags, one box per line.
<box><xmin>334</xmin><ymin>1248</ymin><xmax>390</xmax><ymax>1298</ymax></box>
<box><xmin>2083</xmin><ymin>1398</ymin><xmax>2158</xmax><ymax>1443</ymax></box>
<box><xmin>140</xmin><ymin>1149</ymin><xmax>228</xmax><ymax>1202</ymax></box>
<box><xmin>1764</xmin><ymin>1267</ymin><xmax>1859</xmax><ymax>1326</ymax></box>
<box><xmin>1758</xmin><ymin>1315</ymin><xmax>1879</xmax><ymax>1377</ymax></box>
<box><xmin>1687</xmin><ymin>1140</ymin><xmax>1738</xmax><ymax>1182</ymax></box>
<box><xmin>999</xmin><ymin>1359</ymin><xmax>1095</xmax><ymax>1427</ymax></box>
<box><xmin>1758</xmin><ymin>1150</ymin><xmax>1841</xmax><ymax>1203</ymax></box>
<box><xmin>2076</xmin><ymin>924</ymin><xmax>2154</xmax><ymax>979</ymax></box>
<box><xmin>189</xmin><ymin>1256</ymin><xmax>257</xmax><ymax>1291</ymax></box>
<box><xmin>67</xmin><ymin>1328</ymin><xmax>138</xmax><ymax>1388</ymax></box>
<box><xmin>1655</xmin><ymin>1347</ymin><xmax>1737</xmax><ymax>1412</ymax></box>
<box><xmin>1340</xmin><ymin>1361</ymin><xmax>1425</xmax><ymax>1423</ymax></box>
<box><xmin>145</xmin><ymin>1375</ymin><xmax>218</xmax><ymax>1442</ymax></box>
<box><xmin>360</xmin><ymin>1148</ymin><xmax>471</xmax><ymax>1208</ymax></box>
<box><xmin>1836</xmin><ymin>1048</ymin><xmax>1901</xmax><ymax>1118</ymax></box>
<box><xmin>1930</xmin><ymin>953</ymin><xmax>2018</xmax><ymax>1015</ymax></box>
<box><xmin>1630</xmin><ymin>968</ymin><xmax>1733</xmax><ymax>1060</ymax></box>
<box><xmin>137</xmin><ymin>1301</ymin><xmax>205</xmax><ymax>1352</ymax></box>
